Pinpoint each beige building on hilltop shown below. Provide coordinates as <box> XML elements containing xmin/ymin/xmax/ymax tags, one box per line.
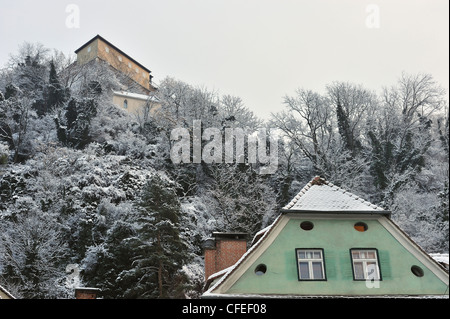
<box><xmin>75</xmin><ymin>35</ymin><xmax>160</xmax><ymax>114</ymax></box>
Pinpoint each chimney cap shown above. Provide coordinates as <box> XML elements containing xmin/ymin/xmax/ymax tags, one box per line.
<box><xmin>75</xmin><ymin>287</ymin><xmax>101</xmax><ymax>291</ymax></box>
<box><xmin>202</xmin><ymin>238</ymin><xmax>216</xmax><ymax>249</ymax></box>
<box><xmin>212</xmin><ymin>232</ymin><xmax>247</xmax><ymax>240</ymax></box>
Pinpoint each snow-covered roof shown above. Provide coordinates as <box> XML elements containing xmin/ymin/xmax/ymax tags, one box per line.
<box><xmin>282</xmin><ymin>176</ymin><xmax>387</xmax><ymax>214</ymax></box>
<box><xmin>251</xmin><ymin>225</ymin><xmax>271</xmax><ymax>246</ymax></box>
<box><xmin>112</xmin><ymin>90</ymin><xmax>160</xmax><ymax>102</ymax></box>
<box><xmin>430</xmin><ymin>254</ymin><xmax>449</xmax><ymax>267</ymax></box>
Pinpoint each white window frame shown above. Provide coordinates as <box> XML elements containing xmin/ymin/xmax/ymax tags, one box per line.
<box><xmin>350</xmin><ymin>248</ymin><xmax>381</xmax><ymax>281</ymax></box>
<box><xmin>296</xmin><ymin>249</ymin><xmax>326</xmax><ymax>281</ymax></box>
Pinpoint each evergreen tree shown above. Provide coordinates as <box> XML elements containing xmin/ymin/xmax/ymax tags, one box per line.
<box><xmin>336</xmin><ymin>101</ymin><xmax>354</xmax><ymax>154</ymax></box>
<box><xmin>66</xmin><ymin>98</ymin><xmax>78</xmax><ymax>130</ymax></box>
<box><xmin>133</xmin><ymin>174</ymin><xmax>190</xmax><ymax>298</ymax></box>
<box><xmin>4</xmin><ymin>84</ymin><xmax>19</xmax><ymax>100</ymax></box>
<box><xmin>46</xmin><ymin>60</ymin><xmax>67</xmax><ymax>110</ymax></box>
<box><xmin>81</xmin><ymin>220</ymin><xmax>139</xmax><ymax>299</ymax></box>
<box><xmin>55</xmin><ymin>97</ymin><xmax>97</xmax><ymax>149</ymax></box>
<box><xmin>367</xmin><ymin>130</ymin><xmax>391</xmax><ymax>190</ymax></box>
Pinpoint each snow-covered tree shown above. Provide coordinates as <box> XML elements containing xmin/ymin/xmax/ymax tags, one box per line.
<box><xmin>133</xmin><ymin>174</ymin><xmax>190</xmax><ymax>298</ymax></box>
<box><xmin>204</xmin><ymin>164</ymin><xmax>277</xmax><ymax>237</ymax></box>
<box><xmin>0</xmin><ymin>210</ymin><xmax>70</xmax><ymax>298</ymax></box>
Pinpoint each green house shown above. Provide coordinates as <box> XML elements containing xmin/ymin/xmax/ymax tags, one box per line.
<box><xmin>203</xmin><ymin>177</ymin><xmax>449</xmax><ymax>298</ymax></box>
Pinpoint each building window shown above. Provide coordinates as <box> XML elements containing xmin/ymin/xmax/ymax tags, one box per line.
<box><xmin>350</xmin><ymin>249</ymin><xmax>381</xmax><ymax>281</ymax></box>
<box><xmin>123</xmin><ymin>99</ymin><xmax>128</xmax><ymax>109</ymax></box>
<box><xmin>296</xmin><ymin>249</ymin><xmax>326</xmax><ymax>280</ymax></box>
<box><xmin>105</xmin><ymin>46</ymin><xmax>109</xmax><ymax>53</ymax></box>
<box><xmin>87</xmin><ymin>46</ymin><xmax>91</xmax><ymax>53</ymax></box>
<box><xmin>118</xmin><ymin>55</ymin><xmax>123</xmax><ymax>62</ymax></box>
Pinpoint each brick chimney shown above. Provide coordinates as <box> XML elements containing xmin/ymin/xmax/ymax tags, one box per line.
<box><xmin>75</xmin><ymin>287</ymin><xmax>100</xmax><ymax>299</ymax></box>
<box><xmin>203</xmin><ymin>232</ymin><xmax>247</xmax><ymax>280</ymax></box>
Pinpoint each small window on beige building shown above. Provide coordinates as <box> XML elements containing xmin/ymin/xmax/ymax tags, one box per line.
<box><xmin>118</xmin><ymin>56</ymin><xmax>123</xmax><ymax>62</ymax></box>
<box><xmin>123</xmin><ymin>99</ymin><xmax>128</xmax><ymax>109</ymax></box>
<box><xmin>128</xmin><ymin>62</ymin><xmax>132</xmax><ymax>68</ymax></box>
<box><xmin>105</xmin><ymin>46</ymin><xmax>109</xmax><ymax>53</ymax></box>
<box><xmin>87</xmin><ymin>46</ymin><xmax>91</xmax><ymax>52</ymax></box>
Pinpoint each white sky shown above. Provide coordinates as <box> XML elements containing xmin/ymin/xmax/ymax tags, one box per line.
<box><xmin>0</xmin><ymin>0</ymin><xmax>448</xmax><ymax>120</ymax></box>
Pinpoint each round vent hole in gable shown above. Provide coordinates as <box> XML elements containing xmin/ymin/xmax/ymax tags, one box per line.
<box><xmin>411</xmin><ymin>265</ymin><xmax>424</xmax><ymax>277</ymax></box>
<box><xmin>300</xmin><ymin>221</ymin><xmax>314</xmax><ymax>231</ymax></box>
<box><xmin>255</xmin><ymin>264</ymin><xmax>267</xmax><ymax>276</ymax></box>
<box><xmin>354</xmin><ymin>222</ymin><xmax>368</xmax><ymax>232</ymax></box>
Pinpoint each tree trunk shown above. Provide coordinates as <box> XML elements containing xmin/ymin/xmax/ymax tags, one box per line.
<box><xmin>157</xmin><ymin>231</ymin><xmax>163</xmax><ymax>298</ymax></box>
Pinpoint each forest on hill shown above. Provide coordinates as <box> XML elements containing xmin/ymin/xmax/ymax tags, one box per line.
<box><xmin>0</xmin><ymin>43</ymin><xmax>448</xmax><ymax>298</ymax></box>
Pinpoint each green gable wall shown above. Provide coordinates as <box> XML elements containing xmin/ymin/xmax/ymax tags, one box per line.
<box><xmin>226</xmin><ymin>216</ymin><xmax>448</xmax><ymax>296</ymax></box>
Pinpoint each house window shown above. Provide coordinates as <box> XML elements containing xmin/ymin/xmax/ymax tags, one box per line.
<box><xmin>105</xmin><ymin>46</ymin><xmax>109</xmax><ymax>53</ymax></box>
<box><xmin>350</xmin><ymin>249</ymin><xmax>381</xmax><ymax>281</ymax></box>
<box><xmin>123</xmin><ymin>99</ymin><xmax>128</xmax><ymax>109</ymax></box>
<box><xmin>296</xmin><ymin>249</ymin><xmax>326</xmax><ymax>280</ymax></box>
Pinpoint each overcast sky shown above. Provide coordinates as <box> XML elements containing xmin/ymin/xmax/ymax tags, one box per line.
<box><xmin>0</xmin><ymin>0</ymin><xmax>448</xmax><ymax>120</ymax></box>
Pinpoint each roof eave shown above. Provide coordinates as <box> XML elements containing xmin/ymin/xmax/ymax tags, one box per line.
<box><xmin>280</xmin><ymin>209</ymin><xmax>391</xmax><ymax>217</ymax></box>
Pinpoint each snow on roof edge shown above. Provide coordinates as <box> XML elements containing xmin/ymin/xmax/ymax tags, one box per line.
<box><xmin>0</xmin><ymin>283</ymin><xmax>15</xmax><ymax>299</ymax></box>
<box><xmin>430</xmin><ymin>254</ymin><xmax>449</xmax><ymax>265</ymax></box>
<box><xmin>203</xmin><ymin>214</ymin><xmax>284</xmax><ymax>296</ymax></box>
<box><xmin>112</xmin><ymin>90</ymin><xmax>159</xmax><ymax>102</ymax></box>
<box><xmin>282</xmin><ymin>176</ymin><xmax>385</xmax><ymax>212</ymax></box>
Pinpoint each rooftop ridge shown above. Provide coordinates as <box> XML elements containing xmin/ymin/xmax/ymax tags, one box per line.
<box><xmin>282</xmin><ymin>176</ymin><xmax>385</xmax><ymax>212</ymax></box>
